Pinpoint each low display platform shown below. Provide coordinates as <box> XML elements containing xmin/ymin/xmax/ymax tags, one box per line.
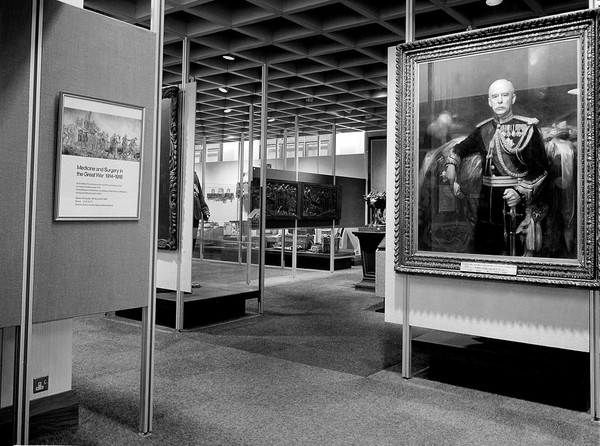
<box><xmin>264</xmin><ymin>249</ymin><xmax>355</xmax><ymax>270</ymax></box>
<box><xmin>201</xmin><ymin>246</ymin><xmax>356</xmax><ymax>270</ymax></box>
<box><xmin>116</xmin><ymin>284</ymin><xmax>259</xmax><ymax>329</ymax></box>
<box><xmin>413</xmin><ymin>330</ymin><xmax>589</xmax><ymax>411</ymax></box>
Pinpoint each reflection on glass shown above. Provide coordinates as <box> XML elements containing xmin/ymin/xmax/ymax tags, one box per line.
<box><xmin>319</xmin><ymin>135</ymin><xmax>330</xmax><ymax>156</ymax></box>
<box><xmin>417</xmin><ymin>40</ymin><xmax>578</xmax><ymax>259</ymax></box>
<box><xmin>305</xmin><ymin>138</ymin><xmax>318</xmax><ymax>157</ymax></box>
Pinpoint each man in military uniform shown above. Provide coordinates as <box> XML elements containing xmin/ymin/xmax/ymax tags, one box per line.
<box><xmin>444</xmin><ymin>79</ymin><xmax>548</xmax><ymax>256</ymax></box>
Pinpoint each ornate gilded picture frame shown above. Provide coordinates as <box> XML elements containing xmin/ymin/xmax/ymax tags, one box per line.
<box><xmin>395</xmin><ymin>10</ymin><xmax>598</xmax><ymax>286</ymax></box>
<box><xmin>157</xmin><ymin>86</ymin><xmax>180</xmax><ymax>250</ymax></box>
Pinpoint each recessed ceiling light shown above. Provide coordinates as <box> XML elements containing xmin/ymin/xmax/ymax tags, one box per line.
<box><xmin>223</xmin><ymin>55</ymin><xmax>235</xmax><ymax>61</ymax></box>
<box><xmin>218</xmin><ymin>87</ymin><xmax>228</xmax><ymax>93</ymax></box>
<box><xmin>485</xmin><ymin>0</ymin><xmax>502</xmax><ymax>6</ymax></box>
<box><xmin>268</xmin><ymin>118</ymin><xmax>275</xmax><ymax>123</ymax></box>
<box><xmin>224</xmin><ymin>109</ymin><xmax>232</xmax><ymax>113</ymax></box>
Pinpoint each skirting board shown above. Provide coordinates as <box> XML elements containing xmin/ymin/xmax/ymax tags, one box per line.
<box><xmin>0</xmin><ymin>390</ymin><xmax>78</xmax><ymax>444</ymax></box>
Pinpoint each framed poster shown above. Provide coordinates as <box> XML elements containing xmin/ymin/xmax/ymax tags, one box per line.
<box><xmin>396</xmin><ymin>11</ymin><xmax>598</xmax><ymax>286</ymax></box>
<box><xmin>55</xmin><ymin>92</ymin><xmax>144</xmax><ymax>220</ymax></box>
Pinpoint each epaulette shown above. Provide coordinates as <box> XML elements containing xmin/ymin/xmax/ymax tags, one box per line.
<box><xmin>513</xmin><ymin>115</ymin><xmax>539</xmax><ymax>125</ymax></box>
<box><xmin>475</xmin><ymin>117</ymin><xmax>494</xmax><ymax>128</ymax></box>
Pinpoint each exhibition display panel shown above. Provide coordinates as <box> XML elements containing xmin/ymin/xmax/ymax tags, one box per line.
<box><xmin>0</xmin><ymin>3</ymin><xmax>33</xmax><ymax>328</ymax></box>
<box><xmin>1</xmin><ymin>1</ymin><xmax>159</xmax><ymax>442</ymax></box>
<box><xmin>35</xmin><ymin>0</ymin><xmax>157</xmax><ymax>320</ymax></box>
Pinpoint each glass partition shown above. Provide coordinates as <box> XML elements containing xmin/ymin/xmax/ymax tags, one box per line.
<box><xmin>194</xmin><ymin>137</ymin><xmax>260</xmax><ymax>319</ymax></box>
<box><xmin>196</xmin><ymin>131</ymin><xmax>367</xmax><ymax>280</ymax></box>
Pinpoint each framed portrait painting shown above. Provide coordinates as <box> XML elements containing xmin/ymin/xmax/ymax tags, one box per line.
<box><xmin>54</xmin><ymin>92</ymin><xmax>144</xmax><ymax>220</ymax></box>
<box><xmin>396</xmin><ymin>10</ymin><xmax>598</xmax><ymax>286</ymax></box>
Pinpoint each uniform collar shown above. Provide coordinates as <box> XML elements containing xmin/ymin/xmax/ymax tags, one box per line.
<box><xmin>494</xmin><ymin>112</ymin><xmax>515</xmax><ymax>124</ymax></box>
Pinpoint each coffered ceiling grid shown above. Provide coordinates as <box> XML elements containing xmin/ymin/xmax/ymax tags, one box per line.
<box><xmin>84</xmin><ymin>0</ymin><xmax>589</xmax><ymax>144</ymax></box>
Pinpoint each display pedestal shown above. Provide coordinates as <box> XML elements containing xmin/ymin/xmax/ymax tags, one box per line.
<box><xmin>353</xmin><ymin>227</ymin><xmax>385</xmax><ymax>290</ymax></box>
<box><xmin>117</xmin><ymin>286</ymin><xmax>259</xmax><ymax>329</ymax></box>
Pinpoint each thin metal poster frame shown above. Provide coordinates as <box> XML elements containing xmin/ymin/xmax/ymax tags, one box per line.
<box><xmin>401</xmin><ymin>0</ymin><xmax>414</xmax><ymax>380</ymax></box>
<box><xmin>14</xmin><ymin>0</ymin><xmax>44</xmax><ymax>443</ymax></box>
<box><xmin>139</xmin><ymin>0</ymin><xmax>164</xmax><ymax>435</ymax></box>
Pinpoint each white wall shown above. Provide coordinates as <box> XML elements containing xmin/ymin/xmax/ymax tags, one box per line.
<box><xmin>58</xmin><ymin>0</ymin><xmax>83</xmax><ymax>6</ymax></box>
<box><xmin>156</xmin><ymin>83</ymin><xmax>196</xmax><ymax>292</ymax></box>
<box><xmin>386</xmin><ymin>275</ymin><xmax>589</xmax><ymax>351</ymax></box>
<box><xmin>199</xmin><ymin>160</ymin><xmax>240</xmax><ymax>224</ymax></box>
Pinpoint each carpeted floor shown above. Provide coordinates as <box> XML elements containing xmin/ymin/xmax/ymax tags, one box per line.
<box><xmin>31</xmin><ymin>263</ymin><xmax>600</xmax><ymax>445</ymax></box>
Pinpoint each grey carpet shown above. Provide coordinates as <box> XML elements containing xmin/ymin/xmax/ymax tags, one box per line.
<box><xmin>32</xmin><ymin>265</ymin><xmax>599</xmax><ymax>445</ymax></box>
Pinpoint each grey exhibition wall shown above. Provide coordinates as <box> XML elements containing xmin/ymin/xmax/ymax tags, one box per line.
<box><xmin>0</xmin><ymin>3</ymin><xmax>34</xmax><ymax>328</ymax></box>
<box><xmin>31</xmin><ymin>1</ymin><xmax>156</xmax><ymax>322</ymax></box>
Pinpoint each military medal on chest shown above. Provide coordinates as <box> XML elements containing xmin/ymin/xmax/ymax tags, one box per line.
<box><xmin>497</xmin><ymin>123</ymin><xmax>530</xmax><ymax>153</ymax></box>
<box><xmin>489</xmin><ymin>119</ymin><xmax>536</xmax><ymax>178</ymax></box>
<box><xmin>500</xmin><ymin>124</ymin><xmax>527</xmax><ymax>149</ymax></box>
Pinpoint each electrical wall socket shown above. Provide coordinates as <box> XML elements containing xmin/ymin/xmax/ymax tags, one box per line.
<box><xmin>33</xmin><ymin>376</ymin><xmax>49</xmax><ymax>394</ymax></box>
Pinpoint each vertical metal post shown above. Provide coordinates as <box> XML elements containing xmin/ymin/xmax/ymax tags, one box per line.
<box><xmin>591</xmin><ymin>0</ymin><xmax>600</xmax><ymax>416</ymax></box>
<box><xmin>175</xmin><ymin>37</ymin><xmax>190</xmax><ymax>331</ymax></box>
<box><xmin>590</xmin><ymin>289</ymin><xmax>600</xmax><ymax>420</ymax></box>
<box><xmin>238</xmin><ymin>132</ymin><xmax>245</xmax><ymax>264</ymax></box>
<box><xmin>402</xmin><ymin>0</ymin><xmax>415</xmax><ymax>380</ymax></box>
<box><xmin>182</xmin><ymin>37</ymin><xmax>190</xmax><ymax>83</ymax></box>
<box><xmin>280</xmin><ymin>229</ymin><xmax>285</xmax><ymax>268</ymax></box>
<box><xmin>283</xmin><ymin>128</ymin><xmax>288</xmax><ymax>171</ymax></box>
<box><xmin>258</xmin><ymin>64</ymin><xmax>268</xmax><ymax>315</ymax></box>
<box><xmin>294</xmin><ymin>119</ymin><xmax>299</xmax><ymax>179</ymax></box>
<box><xmin>140</xmin><ymin>0</ymin><xmax>164</xmax><ymax>435</ymax></box>
<box><xmin>292</xmin><ymin>116</ymin><xmax>299</xmax><ymax>278</ymax></box>
<box><xmin>363</xmin><ymin>133</ymin><xmax>370</xmax><ymax>225</ymax></box>
<box><xmin>281</xmin><ymin>125</ymin><xmax>288</xmax><ymax>268</ymax></box>
<box><xmin>15</xmin><ymin>1</ymin><xmax>44</xmax><ymax>444</ymax></box>
<box><xmin>247</xmin><ymin>104</ymin><xmax>254</xmax><ymax>285</ymax></box>
<box><xmin>406</xmin><ymin>0</ymin><xmax>415</xmax><ymax>43</ymax></box>
<box><xmin>330</xmin><ymin>123</ymin><xmax>336</xmax><ymax>273</ymax></box>
<box><xmin>199</xmin><ymin>136</ymin><xmax>207</xmax><ymax>260</ymax></box>
<box><xmin>401</xmin><ymin>275</ymin><xmax>412</xmax><ymax>378</ymax></box>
